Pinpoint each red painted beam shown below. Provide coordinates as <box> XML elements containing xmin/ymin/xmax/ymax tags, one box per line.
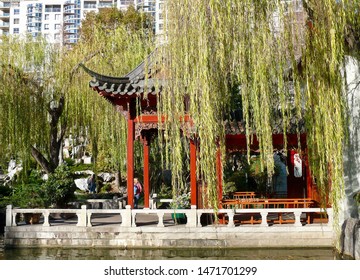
<box><xmin>134</xmin><ymin>115</ymin><xmax>163</xmax><ymax>123</ymax></box>
<box><xmin>133</xmin><ymin>114</ymin><xmax>193</xmax><ymax>124</ymax></box>
<box><xmin>225</xmin><ymin>134</ymin><xmax>307</xmax><ymax>151</ymax></box>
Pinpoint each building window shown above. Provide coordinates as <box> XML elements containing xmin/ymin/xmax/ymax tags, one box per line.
<box><xmin>44</xmin><ymin>14</ymin><xmax>49</xmax><ymax>20</ymax></box>
<box><xmin>55</xmin><ymin>14</ymin><xmax>61</xmax><ymax>20</ymax></box>
<box><xmin>54</xmin><ymin>33</ymin><xmax>60</xmax><ymax>40</ymax></box>
<box><xmin>14</xmin><ymin>9</ymin><xmax>20</xmax><ymax>15</ymax></box>
<box><xmin>44</xmin><ymin>24</ymin><xmax>49</xmax><ymax>30</ymax></box>
<box><xmin>13</xmin><ymin>28</ymin><xmax>19</xmax><ymax>34</ymax></box>
<box><xmin>55</xmin><ymin>24</ymin><xmax>61</xmax><ymax>30</ymax></box>
<box><xmin>158</xmin><ymin>23</ymin><xmax>164</xmax><ymax>31</ymax></box>
<box><xmin>13</xmin><ymin>18</ymin><xmax>20</xmax><ymax>24</ymax></box>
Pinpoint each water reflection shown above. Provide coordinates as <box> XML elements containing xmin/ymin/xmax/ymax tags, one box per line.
<box><xmin>0</xmin><ymin>247</ymin><xmax>336</xmax><ymax>260</ymax></box>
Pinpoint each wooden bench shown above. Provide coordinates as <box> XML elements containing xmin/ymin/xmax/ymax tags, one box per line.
<box><xmin>221</xmin><ymin>198</ymin><xmax>317</xmax><ymax>225</ymax></box>
<box><xmin>232</xmin><ymin>192</ymin><xmax>256</xmax><ymax>200</ymax></box>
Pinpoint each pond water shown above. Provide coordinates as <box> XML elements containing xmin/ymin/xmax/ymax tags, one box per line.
<box><xmin>0</xmin><ymin>242</ymin><xmax>337</xmax><ymax>260</ymax></box>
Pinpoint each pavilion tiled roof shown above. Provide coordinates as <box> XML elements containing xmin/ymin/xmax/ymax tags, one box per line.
<box><xmin>80</xmin><ymin>51</ymin><xmax>164</xmax><ymax>96</ymax></box>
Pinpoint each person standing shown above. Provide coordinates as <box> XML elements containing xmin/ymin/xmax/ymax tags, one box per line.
<box><xmin>133</xmin><ymin>178</ymin><xmax>142</xmax><ymax>209</ymax></box>
<box><xmin>88</xmin><ymin>174</ymin><xmax>96</xmax><ymax>194</ymax></box>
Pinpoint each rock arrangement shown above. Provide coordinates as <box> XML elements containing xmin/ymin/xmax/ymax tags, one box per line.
<box><xmin>0</xmin><ymin>159</ymin><xmax>23</xmax><ymax>186</ymax></box>
<box><xmin>340</xmin><ymin>217</ymin><xmax>360</xmax><ymax>260</ymax></box>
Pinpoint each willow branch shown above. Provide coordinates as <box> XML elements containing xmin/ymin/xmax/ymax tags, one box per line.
<box><xmin>70</xmin><ymin>50</ymin><xmax>103</xmax><ymax>82</ymax></box>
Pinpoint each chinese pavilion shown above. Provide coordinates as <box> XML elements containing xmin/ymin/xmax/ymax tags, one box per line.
<box><xmin>81</xmin><ymin>55</ymin><xmax>319</xmax><ymax>209</ymax></box>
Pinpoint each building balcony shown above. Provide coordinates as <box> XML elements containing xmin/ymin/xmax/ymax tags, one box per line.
<box><xmin>44</xmin><ymin>8</ymin><xmax>61</xmax><ymax>13</ymax></box>
<box><xmin>64</xmin><ymin>34</ymin><xmax>79</xmax><ymax>44</ymax></box>
<box><xmin>98</xmin><ymin>1</ymin><xmax>113</xmax><ymax>8</ymax></box>
<box><xmin>64</xmin><ymin>6</ymin><xmax>80</xmax><ymax>14</ymax></box>
<box><xmin>83</xmin><ymin>4</ymin><xmax>97</xmax><ymax>9</ymax></box>
<box><xmin>0</xmin><ymin>12</ymin><xmax>9</xmax><ymax>18</ymax></box>
<box><xmin>0</xmin><ymin>21</ymin><xmax>9</xmax><ymax>28</ymax></box>
<box><xmin>27</xmin><ymin>24</ymin><xmax>41</xmax><ymax>30</ymax></box>
<box><xmin>64</xmin><ymin>25</ymin><xmax>78</xmax><ymax>33</ymax></box>
<box><xmin>0</xmin><ymin>2</ymin><xmax>11</xmax><ymax>9</ymax></box>
<box><xmin>27</xmin><ymin>11</ymin><xmax>42</xmax><ymax>17</ymax></box>
<box><xmin>27</xmin><ymin>18</ymin><xmax>42</xmax><ymax>24</ymax></box>
<box><xmin>27</xmin><ymin>28</ymin><xmax>41</xmax><ymax>34</ymax></box>
<box><xmin>64</xmin><ymin>0</ymin><xmax>80</xmax><ymax>8</ymax></box>
<box><xmin>63</xmin><ymin>19</ymin><xmax>80</xmax><ymax>26</ymax></box>
<box><xmin>63</xmin><ymin>14</ymin><xmax>80</xmax><ymax>21</ymax></box>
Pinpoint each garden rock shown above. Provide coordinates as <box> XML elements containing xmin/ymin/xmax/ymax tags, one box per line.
<box><xmin>74</xmin><ymin>178</ymin><xmax>89</xmax><ymax>192</ymax></box>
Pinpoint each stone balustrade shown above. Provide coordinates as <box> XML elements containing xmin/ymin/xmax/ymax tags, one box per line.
<box><xmin>5</xmin><ymin>204</ymin><xmax>332</xmax><ymax>228</ymax></box>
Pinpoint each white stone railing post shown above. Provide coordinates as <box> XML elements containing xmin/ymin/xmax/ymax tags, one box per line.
<box><xmin>6</xmin><ymin>205</ymin><xmax>12</xmax><ymax>226</ymax></box>
<box><xmin>87</xmin><ymin>212</ymin><xmax>93</xmax><ymax>227</ymax></box>
<box><xmin>260</xmin><ymin>211</ymin><xmax>268</xmax><ymax>227</ymax></box>
<box><xmin>132</xmin><ymin>211</ymin><xmax>137</xmax><ymax>227</ymax></box>
<box><xmin>227</xmin><ymin>210</ymin><xmax>235</xmax><ymax>227</ymax></box>
<box><xmin>294</xmin><ymin>211</ymin><xmax>302</xmax><ymax>226</ymax></box>
<box><xmin>327</xmin><ymin>208</ymin><xmax>333</xmax><ymax>227</ymax></box>
<box><xmin>186</xmin><ymin>206</ymin><xmax>197</xmax><ymax>228</ymax></box>
<box><xmin>12</xmin><ymin>211</ymin><xmax>17</xmax><ymax>227</ymax></box>
<box><xmin>121</xmin><ymin>205</ymin><xmax>132</xmax><ymax>227</ymax></box>
<box><xmin>43</xmin><ymin>210</ymin><xmax>50</xmax><ymax>227</ymax></box>
<box><xmin>151</xmin><ymin>194</ymin><xmax>157</xmax><ymax>209</ymax></box>
<box><xmin>76</xmin><ymin>205</ymin><xmax>87</xmax><ymax>226</ymax></box>
<box><xmin>157</xmin><ymin>211</ymin><xmax>164</xmax><ymax>227</ymax></box>
<box><xmin>197</xmin><ymin>211</ymin><xmax>202</xmax><ymax>227</ymax></box>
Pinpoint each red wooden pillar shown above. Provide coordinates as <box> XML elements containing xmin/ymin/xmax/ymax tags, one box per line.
<box><xmin>127</xmin><ymin>117</ymin><xmax>135</xmax><ymax>208</ymax></box>
<box><xmin>216</xmin><ymin>146</ymin><xmax>223</xmax><ymax>207</ymax></box>
<box><xmin>190</xmin><ymin>139</ymin><xmax>197</xmax><ymax>207</ymax></box>
<box><xmin>143</xmin><ymin>135</ymin><xmax>150</xmax><ymax>208</ymax></box>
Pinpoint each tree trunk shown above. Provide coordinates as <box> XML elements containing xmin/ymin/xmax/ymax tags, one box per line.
<box><xmin>31</xmin><ymin>96</ymin><xmax>66</xmax><ymax>174</ymax></box>
<box><xmin>48</xmin><ymin>96</ymin><xmax>66</xmax><ymax>171</ymax></box>
<box><xmin>30</xmin><ymin>145</ymin><xmax>53</xmax><ymax>174</ymax></box>
<box><xmin>114</xmin><ymin>170</ymin><xmax>121</xmax><ymax>192</ymax></box>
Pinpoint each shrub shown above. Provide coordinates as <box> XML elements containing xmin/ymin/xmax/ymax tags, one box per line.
<box><xmin>10</xmin><ymin>170</ymin><xmax>46</xmax><ymax>208</ymax></box>
<box><xmin>42</xmin><ymin>164</ymin><xmax>76</xmax><ymax>208</ymax></box>
<box><xmin>170</xmin><ymin>192</ymin><xmax>190</xmax><ymax>209</ymax></box>
<box><xmin>11</xmin><ymin>183</ymin><xmax>46</xmax><ymax>208</ymax></box>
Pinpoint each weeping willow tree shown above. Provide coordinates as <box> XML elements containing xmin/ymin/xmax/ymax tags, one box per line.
<box><xmin>0</xmin><ymin>13</ymin><xmax>153</xmax><ymax>178</ymax></box>
<box><xmin>158</xmin><ymin>0</ymin><xmax>359</xmax><ymax>215</ymax></box>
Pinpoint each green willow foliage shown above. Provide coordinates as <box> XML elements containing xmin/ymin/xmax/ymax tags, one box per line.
<box><xmin>159</xmin><ymin>0</ymin><xmax>356</xmax><ymax>213</ymax></box>
<box><xmin>0</xmin><ymin>24</ymin><xmax>153</xmax><ymax>175</ymax></box>
<box><xmin>0</xmin><ymin>36</ymin><xmax>52</xmax><ymax>170</ymax></box>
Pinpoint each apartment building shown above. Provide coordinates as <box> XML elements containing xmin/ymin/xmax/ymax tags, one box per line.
<box><xmin>0</xmin><ymin>0</ymin><xmax>164</xmax><ymax>45</ymax></box>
